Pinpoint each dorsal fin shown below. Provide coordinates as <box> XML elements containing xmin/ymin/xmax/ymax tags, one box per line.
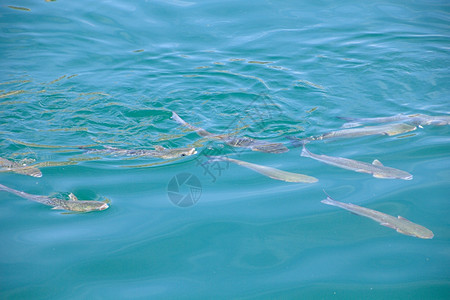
<box><xmin>154</xmin><ymin>145</ymin><xmax>166</xmax><ymax>151</ymax></box>
<box><xmin>69</xmin><ymin>193</ymin><xmax>79</xmax><ymax>201</ymax></box>
<box><xmin>372</xmin><ymin>159</ymin><xmax>383</xmax><ymax>166</ymax></box>
<box><xmin>398</xmin><ymin>216</ymin><xmax>409</xmax><ymax>221</ymax></box>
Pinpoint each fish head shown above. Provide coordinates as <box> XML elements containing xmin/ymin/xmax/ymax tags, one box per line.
<box><xmin>385</xmin><ymin>124</ymin><xmax>416</xmax><ymax>136</ymax></box>
<box><xmin>403</xmin><ymin>174</ymin><xmax>413</xmax><ymax>180</ymax></box>
<box><xmin>24</xmin><ymin>168</ymin><xmax>42</xmax><ymax>178</ymax></box>
<box><xmin>29</xmin><ymin>168</ymin><xmax>43</xmax><ymax>178</ymax></box>
<box><xmin>13</xmin><ymin>166</ymin><xmax>43</xmax><ymax>177</ymax></box>
<box><xmin>396</xmin><ymin>217</ymin><xmax>434</xmax><ymax>239</ymax></box>
<box><xmin>411</xmin><ymin>228</ymin><xmax>434</xmax><ymax>239</ymax></box>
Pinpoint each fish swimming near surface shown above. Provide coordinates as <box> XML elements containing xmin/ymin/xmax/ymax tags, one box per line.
<box><xmin>83</xmin><ymin>145</ymin><xmax>197</xmax><ymax>159</ymax></box>
<box><xmin>338</xmin><ymin>113</ymin><xmax>450</xmax><ymax>128</ymax></box>
<box><xmin>171</xmin><ymin>111</ymin><xmax>289</xmax><ymax>154</ymax></box>
<box><xmin>321</xmin><ymin>192</ymin><xmax>434</xmax><ymax>239</ymax></box>
<box><xmin>0</xmin><ymin>156</ymin><xmax>42</xmax><ymax>177</ymax></box>
<box><xmin>300</xmin><ymin>143</ymin><xmax>412</xmax><ymax>180</ymax></box>
<box><xmin>207</xmin><ymin>155</ymin><xmax>318</xmax><ymax>183</ymax></box>
<box><xmin>287</xmin><ymin>123</ymin><xmax>416</xmax><ymax>146</ymax></box>
<box><xmin>0</xmin><ymin>183</ymin><xmax>109</xmax><ymax>212</ymax></box>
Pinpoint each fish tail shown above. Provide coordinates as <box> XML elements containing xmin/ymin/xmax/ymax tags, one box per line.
<box><xmin>320</xmin><ymin>189</ymin><xmax>337</xmax><ymax>205</ymax></box>
<box><xmin>321</xmin><ymin>196</ymin><xmax>337</xmax><ymax>206</ymax></box>
<box><xmin>0</xmin><ymin>183</ymin><xmax>26</xmax><ymax>199</ymax></box>
<box><xmin>171</xmin><ymin>111</ymin><xmax>188</xmax><ymax>126</ymax></box>
<box><xmin>0</xmin><ymin>183</ymin><xmax>10</xmax><ymax>192</ymax></box>
<box><xmin>300</xmin><ymin>141</ymin><xmax>312</xmax><ymax>158</ymax></box>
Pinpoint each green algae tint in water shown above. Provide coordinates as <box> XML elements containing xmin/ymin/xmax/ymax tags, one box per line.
<box><xmin>0</xmin><ymin>0</ymin><xmax>449</xmax><ymax>299</ymax></box>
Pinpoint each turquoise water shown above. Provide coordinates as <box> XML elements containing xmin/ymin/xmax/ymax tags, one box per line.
<box><xmin>1</xmin><ymin>0</ymin><xmax>449</xmax><ymax>298</ymax></box>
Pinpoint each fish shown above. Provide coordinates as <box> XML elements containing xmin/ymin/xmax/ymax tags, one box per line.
<box><xmin>338</xmin><ymin>113</ymin><xmax>450</xmax><ymax>128</ymax></box>
<box><xmin>300</xmin><ymin>143</ymin><xmax>412</xmax><ymax>180</ymax></box>
<box><xmin>0</xmin><ymin>157</ymin><xmax>42</xmax><ymax>177</ymax></box>
<box><xmin>207</xmin><ymin>155</ymin><xmax>318</xmax><ymax>183</ymax></box>
<box><xmin>287</xmin><ymin>123</ymin><xmax>416</xmax><ymax>145</ymax></box>
<box><xmin>321</xmin><ymin>192</ymin><xmax>434</xmax><ymax>239</ymax></box>
<box><xmin>171</xmin><ymin>111</ymin><xmax>289</xmax><ymax>154</ymax></box>
<box><xmin>83</xmin><ymin>145</ymin><xmax>197</xmax><ymax>159</ymax></box>
<box><xmin>0</xmin><ymin>183</ymin><xmax>109</xmax><ymax>212</ymax></box>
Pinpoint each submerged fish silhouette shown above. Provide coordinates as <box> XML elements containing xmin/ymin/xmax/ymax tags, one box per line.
<box><xmin>0</xmin><ymin>157</ymin><xmax>42</xmax><ymax>177</ymax></box>
<box><xmin>338</xmin><ymin>113</ymin><xmax>450</xmax><ymax>128</ymax></box>
<box><xmin>321</xmin><ymin>192</ymin><xmax>433</xmax><ymax>239</ymax></box>
<box><xmin>207</xmin><ymin>155</ymin><xmax>317</xmax><ymax>183</ymax></box>
<box><xmin>300</xmin><ymin>143</ymin><xmax>412</xmax><ymax>180</ymax></box>
<box><xmin>287</xmin><ymin>123</ymin><xmax>416</xmax><ymax>146</ymax></box>
<box><xmin>83</xmin><ymin>145</ymin><xmax>197</xmax><ymax>159</ymax></box>
<box><xmin>171</xmin><ymin>111</ymin><xmax>288</xmax><ymax>153</ymax></box>
<box><xmin>0</xmin><ymin>183</ymin><xmax>108</xmax><ymax>212</ymax></box>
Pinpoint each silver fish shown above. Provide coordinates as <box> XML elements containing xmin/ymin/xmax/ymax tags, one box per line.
<box><xmin>0</xmin><ymin>157</ymin><xmax>42</xmax><ymax>177</ymax></box>
<box><xmin>321</xmin><ymin>193</ymin><xmax>434</xmax><ymax>239</ymax></box>
<box><xmin>339</xmin><ymin>113</ymin><xmax>450</xmax><ymax>128</ymax></box>
<box><xmin>207</xmin><ymin>156</ymin><xmax>318</xmax><ymax>183</ymax></box>
<box><xmin>84</xmin><ymin>145</ymin><xmax>197</xmax><ymax>159</ymax></box>
<box><xmin>0</xmin><ymin>183</ymin><xmax>108</xmax><ymax>212</ymax></box>
<box><xmin>171</xmin><ymin>111</ymin><xmax>288</xmax><ymax>154</ymax></box>
<box><xmin>300</xmin><ymin>143</ymin><xmax>412</xmax><ymax>180</ymax></box>
<box><xmin>288</xmin><ymin>123</ymin><xmax>416</xmax><ymax>145</ymax></box>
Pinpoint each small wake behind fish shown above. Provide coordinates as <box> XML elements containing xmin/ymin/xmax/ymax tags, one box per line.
<box><xmin>298</xmin><ymin>142</ymin><xmax>413</xmax><ymax>180</ymax></box>
<box><xmin>338</xmin><ymin>113</ymin><xmax>450</xmax><ymax>128</ymax></box>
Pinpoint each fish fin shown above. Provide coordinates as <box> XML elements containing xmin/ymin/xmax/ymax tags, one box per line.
<box><xmin>418</xmin><ymin>125</ymin><xmax>423</xmax><ymax>129</ymax></box>
<box><xmin>396</xmin><ymin>228</ymin><xmax>412</xmax><ymax>236</ymax></box>
<box><xmin>372</xmin><ymin>159</ymin><xmax>383</xmax><ymax>166</ymax></box>
<box><xmin>52</xmin><ymin>206</ymin><xmax>64</xmax><ymax>210</ymax></box>
<box><xmin>341</xmin><ymin>122</ymin><xmax>363</xmax><ymax>128</ymax></box>
<box><xmin>154</xmin><ymin>145</ymin><xmax>166</xmax><ymax>151</ymax></box>
<box><xmin>300</xmin><ymin>142</ymin><xmax>312</xmax><ymax>158</ymax></box>
<box><xmin>372</xmin><ymin>173</ymin><xmax>389</xmax><ymax>179</ymax></box>
<box><xmin>320</xmin><ymin>191</ymin><xmax>336</xmax><ymax>205</ymax></box>
<box><xmin>322</xmin><ymin>189</ymin><xmax>333</xmax><ymax>200</ymax></box>
<box><xmin>398</xmin><ymin>216</ymin><xmax>409</xmax><ymax>221</ymax></box>
<box><xmin>69</xmin><ymin>193</ymin><xmax>79</xmax><ymax>201</ymax></box>
<box><xmin>380</xmin><ymin>222</ymin><xmax>396</xmax><ymax>229</ymax></box>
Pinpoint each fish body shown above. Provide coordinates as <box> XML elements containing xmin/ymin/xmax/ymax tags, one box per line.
<box><xmin>0</xmin><ymin>183</ymin><xmax>108</xmax><ymax>212</ymax></box>
<box><xmin>208</xmin><ymin>156</ymin><xmax>318</xmax><ymax>183</ymax></box>
<box><xmin>84</xmin><ymin>145</ymin><xmax>197</xmax><ymax>159</ymax></box>
<box><xmin>300</xmin><ymin>144</ymin><xmax>412</xmax><ymax>180</ymax></box>
<box><xmin>339</xmin><ymin>113</ymin><xmax>450</xmax><ymax>128</ymax></box>
<box><xmin>0</xmin><ymin>157</ymin><xmax>42</xmax><ymax>177</ymax></box>
<box><xmin>171</xmin><ymin>111</ymin><xmax>288</xmax><ymax>153</ymax></box>
<box><xmin>295</xmin><ymin>123</ymin><xmax>416</xmax><ymax>142</ymax></box>
<box><xmin>321</xmin><ymin>194</ymin><xmax>434</xmax><ymax>239</ymax></box>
